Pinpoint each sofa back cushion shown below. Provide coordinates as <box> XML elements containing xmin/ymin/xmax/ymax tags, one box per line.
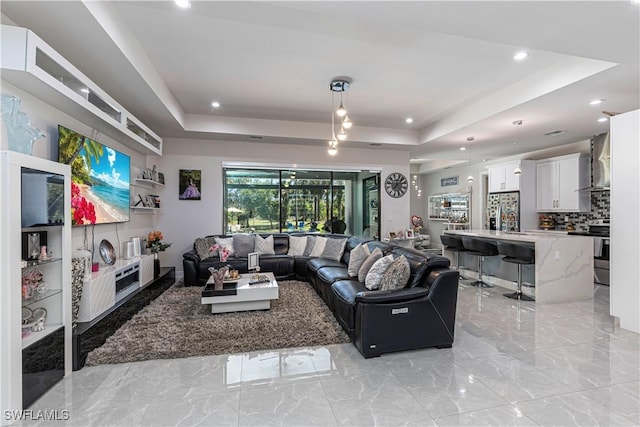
<box><xmin>347</xmin><ymin>243</ymin><xmax>370</xmax><ymax>277</ymax></box>
<box><xmin>233</xmin><ymin>234</ymin><xmax>255</xmax><ymax>258</ymax></box>
<box><xmin>365</xmin><ymin>254</ymin><xmax>395</xmax><ymax>290</ymax></box>
<box><xmin>303</xmin><ymin>235</ymin><xmax>317</xmax><ymax>256</ymax></box>
<box><xmin>390</xmin><ymin>247</ymin><xmax>450</xmax><ymax>288</ymax></box>
<box><xmin>309</xmin><ymin>236</ymin><xmax>347</xmax><ymax>261</ymax></box>
<box><xmin>358</xmin><ymin>247</ymin><xmax>383</xmax><ymax>282</ymax></box>
<box><xmin>214</xmin><ymin>237</ymin><xmax>235</xmax><ymax>257</ymax></box>
<box><xmin>272</xmin><ymin>234</ymin><xmax>291</xmax><ymax>255</ymax></box>
<box><xmin>380</xmin><ymin>255</ymin><xmax>411</xmax><ymax>291</ymax></box>
<box><xmin>255</xmin><ymin>234</ymin><xmax>275</xmax><ymax>255</ymax></box>
<box><xmin>194</xmin><ymin>236</ymin><xmax>217</xmax><ymax>260</ymax></box>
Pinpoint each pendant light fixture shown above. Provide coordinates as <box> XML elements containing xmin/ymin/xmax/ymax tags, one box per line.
<box><xmin>466</xmin><ymin>136</ymin><xmax>475</xmax><ymax>182</ymax></box>
<box><xmin>328</xmin><ymin>78</ymin><xmax>353</xmax><ymax>155</ymax></box>
<box><xmin>513</xmin><ymin>120</ymin><xmax>523</xmax><ymax>175</ymax></box>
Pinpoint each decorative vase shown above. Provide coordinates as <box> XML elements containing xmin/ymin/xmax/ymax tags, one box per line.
<box><xmin>208</xmin><ymin>266</ymin><xmax>229</xmax><ymax>290</ymax></box>
<box><xmin>154</xmin><ymin>254</ymin><xmax>160</xmax><ymax>279</ymax></box>
<box><xmin>1</xmin><ymin>95</ymin><xmax>46</xmax><ymax>155</ymax></box>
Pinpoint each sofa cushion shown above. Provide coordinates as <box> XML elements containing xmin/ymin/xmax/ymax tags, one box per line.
<box><xmin>288</xmin><ymin>235</ymin><xmax>307</xmax><ymax>256</ymax></box>
<box><xmin>233</xmin><ymin>234</ymin><xmax>255</xmax><ymax>258</ymax></box>
<box><xmin>365</xmin><ymin>254</ymin><xmax>395</xmax><ymax>290</ymax></box>
<box><xmin>317</xmin><ymin>266</ymin><xmax>350</xmax><ymax>285</ymax></box>
<box><xmin>215</xmin><ymin>237</ymin><xmax>235</xmax><ymax>257</ymax></box>
<box><xmin>380</xmin><ymin>255</ymin><xmax>411</xmax><ymax>291</ymax></box>
<box><xmin>347</xmin><ymin>243</ymin><xmax>370</xmax><ymax>277</ymax></box>
<box><xmin>322</xmin><ymin>237</ymin><xmax>347</xmax><ymax>261</ymax></box>
<box><xmin>309</xmin><ymin>236</ymin><xmax>328</xmax><ymax>257</ymax></box>
<box><xmin>307</xmin><ymin>257</ymin><xmax>344</xmax><ymax>274</ymax></box>
<box><xmin>255</xmin><ymin>234</ymin><xmax>275</xmax><ymax>255</ymax></box>
<box><xmin>303</xmin><ymin>235</ymin><xmax>317</xmax><ymax>256</ymax></box>
<box><xmin>194</xmin><ymin>236</ymin><xmax>216</xmax><ymax>260</ymax></box>
<box><xmin>357</xmin><ymin>248</ymin><xmax>383</xmax><ymax>282</ymax></box>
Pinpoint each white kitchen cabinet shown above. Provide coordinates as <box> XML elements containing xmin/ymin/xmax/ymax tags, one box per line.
<box><xmin>536</xmin><ymin>153</ymin><xmax>590</xmax><ymax>212</ymax></box>
<box><xmin>487</xmin><ymin>160</ymin><xmax>531</xmax><ymax>193</ymax></box>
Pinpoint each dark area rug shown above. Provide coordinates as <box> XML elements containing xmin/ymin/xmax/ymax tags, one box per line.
<box><xmin>85</xmin><ymin>280</ymin><xmax>350</xmax><ymax>366</ymax></box>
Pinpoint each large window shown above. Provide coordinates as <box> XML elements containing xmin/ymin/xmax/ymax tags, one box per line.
<box><xmin>223</xmin><ymin>168</ymin><xmax>379</xmax><ymax>237</ymax></box>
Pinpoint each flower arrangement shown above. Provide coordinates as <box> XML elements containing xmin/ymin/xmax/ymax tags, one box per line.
<box><xmin>71</xmin><ymin>182</ymin><xmax>96</xmax><ymax>225</ymax></box>
<box><xmin>147</xmin><ymin>230</ymin><xmax>172</xmax><ymax>253</ymax></box>
<box><xmin>210</xmin><ymin>244</ymin><xmax>230</xmax><ymax>262</ymax></box>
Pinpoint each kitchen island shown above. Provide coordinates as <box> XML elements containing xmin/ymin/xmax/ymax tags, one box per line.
<box><xmin>443</xmin><ymin>230</ymin><xmax>593</xmax><ymax>303</ymax></box>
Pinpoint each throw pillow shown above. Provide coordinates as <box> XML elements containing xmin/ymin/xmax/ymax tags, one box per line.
<box><xmin>380</xmin><ymin>255</ymin><xmax>411</xmax><ymax>291</ymax></box>
<box><xmin>288</xmin><ymin>235</ymin><xmax>308</xmax><ymax>256</ymax></box>
<box><xmin>357</xmin><ymin>247</ymin><xmax>383</xmax><ymax>282</ymax></box>
<box><xmin>255</xmin><ymin>234</ymin><xmax>275</xmax><ymax>255</ymax></box>
<box><xmin>310</xmin><ymin>236</ymin><xmax>328</xmax><ymax>257</ymax></box>
<box><xmin>365</xmin><ymin>254</ymin><xmax>395</xmax><ymax>290</ymax></box>
<box><xmin>233</xmin><ymin>234</ymin><xmax>255</xmax><ymax>258</ymax></box>
<box><xmin>321</xmin><ymin>237</ymin><xmax>348</xmax><ymax>261</ymax></box>
<box><xmin>194</xmin><ymin>236</ymin><xmax>216</xmax><ymax>260</ymax></box>
<box><xmin>347</xmin><ymin>243</ymin><xmax>370</xmax><ymax>277</ymax></box>
<box><xmin>214</xmin><ymin>237</ymin><xmax>235</xmax><ymax>257</ymax></box>
<box><xmin>303</xmin><ymin>235</ymin><xmax>317</xmax><ymax>256</ymax></box>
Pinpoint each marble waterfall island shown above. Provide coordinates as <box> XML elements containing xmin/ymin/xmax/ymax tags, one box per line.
<box><xmin>444</xmin><ymin>230</ymin><xmax>593</xmax><ymax>303</ymax></box>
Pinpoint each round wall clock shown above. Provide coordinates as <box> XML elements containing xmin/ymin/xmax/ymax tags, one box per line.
<box><xmin>385</xmin><ymin>172</ymin><xmax>408</xmax><ymax>198</ymax></box>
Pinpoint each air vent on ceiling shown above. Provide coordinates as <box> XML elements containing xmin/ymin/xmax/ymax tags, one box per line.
<box><xmin>248</xmin><ymin>135</ymin><xmax>263</xmax><ymax>140</ymax></box>
<box><xmin>369</xmin><ymin>143</ymin><xmax>382</xmax><ymax>147</ymax></box>
<box><xmin>544</xmin><ymin>130</ymin><xmax>566</xmax><ymax>136</ymax></box>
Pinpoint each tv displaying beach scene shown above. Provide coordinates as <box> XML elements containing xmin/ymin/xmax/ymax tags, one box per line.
<box><xmin>58</xmin><ymin>125</ymin><xmax>130</xmax><ymax>225</ymax></box>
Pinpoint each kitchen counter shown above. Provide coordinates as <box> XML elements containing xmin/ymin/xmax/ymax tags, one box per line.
<box><xmin>443</xmin><ymin>229</ymin><xmax>593</xmax><ymax>303</ymax></box>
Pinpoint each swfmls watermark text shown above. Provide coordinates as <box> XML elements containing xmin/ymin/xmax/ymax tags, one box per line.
<box><xmin>4</xmin><ymin>409</ymin><xmax>70</xmax><ymax>422</ymax></box>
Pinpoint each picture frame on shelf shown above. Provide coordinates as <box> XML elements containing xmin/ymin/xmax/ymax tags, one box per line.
<box><xmin>406</xmin><ymin>229</ymin><xmax>415</xmax><ymax>238</ymax></box>
<box><xmin>388</xmin><ymin>232</ymin><xmax>396</xmax><ymax>239</ymax></box>
<box><xmin>158</xmin><ymin>172</ymin><xmax>165</xmax><ymax>185</ymax></box>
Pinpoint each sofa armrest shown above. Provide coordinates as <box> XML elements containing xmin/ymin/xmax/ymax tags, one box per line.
<box><xmin>355</xmin><ymin>287</ymin><xmax>429</xmax><ymax>304</ymax></box>
<box><xmin>183</xmin><ymin>250</ymin><xmax>200</xmax><ymax>263</ymax></box>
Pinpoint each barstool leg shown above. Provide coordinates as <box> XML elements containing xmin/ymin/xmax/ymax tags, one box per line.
<box><xmin>504</xmin><ymin>264</ymin><xmax>534</xmax><ymax>301</ymax></box>
<box><xmin>473</xmin><ymin>255</ymin><xmax>494</xmax><ymax>288</ymax></box>
<box><xmin>454</xmin><ymin>252</ymin><xmax>469</xmax><ymax>280</ymax></box>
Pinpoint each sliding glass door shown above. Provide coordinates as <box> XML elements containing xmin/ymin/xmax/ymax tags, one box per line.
<box><xmin>223</xmin><ymin>167</ymin><xmax>380</xmax><ymax>238</ymax></box>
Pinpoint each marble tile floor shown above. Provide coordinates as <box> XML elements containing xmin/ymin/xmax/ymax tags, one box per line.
<box><xmin>18</xmin><ymin>283</ymin><xmax>639</xmax><ymax>427</ymax></box>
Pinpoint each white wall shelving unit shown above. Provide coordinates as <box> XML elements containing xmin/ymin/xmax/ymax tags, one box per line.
<box><xmin>0</xmin><ymin>151</ymin><xmax>72</xmax><ymax>424</ymax></box>
<box><xmin>0</xmin><ymin>25</ymin><xmax>162</xmax><ymax>156</ymax></box>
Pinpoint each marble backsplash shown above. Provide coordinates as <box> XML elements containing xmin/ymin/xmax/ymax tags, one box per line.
<box><xmin>538</xmin><ymin>190</ymin><xmax>610</xmax><ymax>231</ymax></box>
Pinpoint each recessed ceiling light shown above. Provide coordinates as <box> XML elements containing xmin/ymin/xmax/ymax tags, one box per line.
<box><xmin>589</xmin><ymin>99</ymin><xmax>604</xmax><ymax>105</ymax></box>
<box><xmin>460</xmin><ymin>147</ymin><xmax>466</xmax><ymax>151</ymax></box>
<box><xmin>513</xmin><ymin>51</ymin><xmax>529</xmax><ymax>61</ymax></box>
<box><xmin>405</xmin><ymin>117</ymin><xmax>413</xmax><ymax>124</ymax></box>
<box><xmin>175</xmin><ymin>0</ymin><xmax>191</xmax><ymax>8</ymax></box>
<box><xmin>512</xmin><ymin>141</ymin><xmax>518</xmax><ymax>145</ymax></box>
<box><xmin>466</xmin><ymin>136</ymin><xmax>475</xmax><ymax>142</ymax></box>
<box><xmin>211</xmin><ymin>101</ymin><xmax>220</xmax><ymax>108</ymax></box>
<box><xmin>597</xmin><ymin>117</ymin><xmax>609</xmax><ymax>122</ymax></box>
<box><xmin>80</xmin><ymin>88</ymin><xmax>90</xmax><ymax>94</ymax></box>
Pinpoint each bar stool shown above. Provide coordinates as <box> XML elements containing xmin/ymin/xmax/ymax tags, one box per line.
<box><xmin>497</xmin><ymin>241</ymin><xmax>535</xmax><ymax>301</ymax></box>
<box><xmin>461</xmin><ymin>237</ymin><xmax>499</xmax><ymax>288</ymax></box>
<box><xmin>440</xmin><ymin>234</ymin><xmax>469</xmax><ymax>279</ymax></box>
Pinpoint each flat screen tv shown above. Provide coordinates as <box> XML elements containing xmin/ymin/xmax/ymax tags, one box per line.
<box><xmin>57</xmin><ymin>125</ymin><xmax>130</xmax><ymax>225</ymax></box>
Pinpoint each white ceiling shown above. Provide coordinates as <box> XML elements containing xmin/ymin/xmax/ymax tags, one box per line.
<box><xmin>2</xmin><ymin>1</ymin><xmax>638</xmax><ymax>171</ymax></box>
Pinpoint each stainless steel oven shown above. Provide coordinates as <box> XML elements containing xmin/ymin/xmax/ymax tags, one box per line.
<box><xmin>569</xmin><ymin>219</ymin><xmax>610</xmax><ymax>285</ymax></box>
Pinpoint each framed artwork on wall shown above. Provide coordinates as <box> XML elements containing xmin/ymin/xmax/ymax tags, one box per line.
<box><xmin>179</xmin><ymin>169</ymin><xmax>201</xmax><ymax>200</ymax></box>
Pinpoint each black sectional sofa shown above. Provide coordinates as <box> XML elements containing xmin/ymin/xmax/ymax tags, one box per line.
<box><xmin>183</xmin><ymin>233</ymin><xmax>459</xmax><ymax>358</ymax></box>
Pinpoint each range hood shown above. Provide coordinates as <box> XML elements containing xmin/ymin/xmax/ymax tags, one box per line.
<box><xmin>580</xmin><ymin>132</ymin><xmax>610</xmax><ymax>191</ymax></box>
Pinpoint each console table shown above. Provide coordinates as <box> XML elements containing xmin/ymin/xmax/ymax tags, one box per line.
<box><xmin>72</xmin><ymin>267</ymin><xmax>175</xmax><ymax>370</ymax></box>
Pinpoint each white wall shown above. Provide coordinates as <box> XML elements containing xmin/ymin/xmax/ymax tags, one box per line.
<box><xmin>610</xmin><ymin>109</ymin><xmax>640</xmax><ymax>333</ymax></box>
<box><xmin>157</xmin><ymin>138</ymin><xmax>410</xmax><ymax>276</ymax></box>
<box><xmin>1</xmin><ymin>80</ymin><xmax>155</xmax><ymax>262</ymax></box>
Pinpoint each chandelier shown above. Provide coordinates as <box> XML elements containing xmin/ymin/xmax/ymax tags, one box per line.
<box><xmin>328</xmin><ymin>78</ymin><xmax>352</xmax><ymax>155</ymax></box>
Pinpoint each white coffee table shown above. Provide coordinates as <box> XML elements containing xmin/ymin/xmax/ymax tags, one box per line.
<box><xmin>201</xmin><ymin>272</ymin><xmax>279</xmax><ymax>314</ymax></box>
